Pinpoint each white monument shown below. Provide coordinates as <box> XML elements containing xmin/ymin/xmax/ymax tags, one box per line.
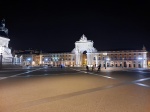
<box><xmin>72</xmin><ymin>34</ymin><xmax>97</xmax><ymax>66</ymax></box>
<box><xmin>0</xmin><ymin>19</ymin><xmax>12</xmax><ymax>62</ymax></box>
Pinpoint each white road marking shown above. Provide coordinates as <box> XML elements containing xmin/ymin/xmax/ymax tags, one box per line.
<box><xmin>135</xmin><ymin>83</ymin><xmax>150</xmax><ymax>88</ymax></box>
<box><xmin>0</xmin><ymin>68</ymin><xmax>43</xmax><ymax>80</ymax></box>
<box><xmin>123</xmin><ymin>69</ymin><xmax>150</xmax><ymax>73</ymax></box>
<box><xmin>70</xmin><ymin>68</ymin><xmax>115</xmax><ymax>79</ymax></box>
<box><xmin>138</xmin><ymin>71</ymin><xmax>150</xmax><ymax>73</ymax></box>
<box><xmin>133</xmin><ymin>77</ymin><xmax>150</xmax><ymax>83</ymax></box>
<box><xmin>0</xmin><ymin>77</ymin><xmax>7</xmax><ymax>80</ymax></box>
<box><xmin>71</xmin><ymin>68</ymin><xmax>150</xmax><ymax>88</ymax></box>
<box><xmin>0</xmin><ymin>70</ymin><xmax>27</xmax><ymax>72</ymax></box>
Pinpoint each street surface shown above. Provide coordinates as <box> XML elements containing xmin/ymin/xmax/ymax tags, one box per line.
<box><xmin>0</xmin><ymin>67</ymin><xmax>150</xmax><ymax>112</ymax></box>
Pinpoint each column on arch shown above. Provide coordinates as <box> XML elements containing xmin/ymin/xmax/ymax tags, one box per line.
<box><xmin>87</xmin><ymin>53</ymin><xmax>90</xmax><ymax>65</ymax></box>
<box><xmin>75</xmin><ymin>53</ymin><xmax>81</xmax><ymax>67</ymax></box>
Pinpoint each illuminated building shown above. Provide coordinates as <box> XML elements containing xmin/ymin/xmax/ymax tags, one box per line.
<box><xmin>15</xmin><ymin>34</ymin><xmax>147</xmax><ymax>68</ymax></box>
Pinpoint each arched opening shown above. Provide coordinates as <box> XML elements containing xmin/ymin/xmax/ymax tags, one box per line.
<box><xmin>83</xmin><ymin>51</ymin><xmax>87</xmax><ymax>54</ymax></box>
<box><xmin>82</xmin><ymin>51</ymin><xmax>87</xmax><ymax>66</ymax></box>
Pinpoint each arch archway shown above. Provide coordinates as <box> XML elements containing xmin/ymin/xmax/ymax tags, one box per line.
<box><xmin>82</xmin><ymin>51</ymin><xmax>87</xmax><ymax>66</ymax></box>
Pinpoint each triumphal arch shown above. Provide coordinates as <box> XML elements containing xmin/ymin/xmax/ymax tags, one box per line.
<box><xmin>72</xmin><ymin>34</ymin><xmax>97</xmax><ymax>66</ymax></box>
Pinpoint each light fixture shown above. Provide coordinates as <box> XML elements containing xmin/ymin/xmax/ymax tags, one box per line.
<box><xmin>106</xmin><ymin>58</ymin><xmax>110</xmax><ymax>61</ymax></box>
<box><xmin>138</xmin><ymin>57</ymin><xmax>143</xmax><ymax>60</ymax></box>
<box><xmin>27</xmin><ymin>58</ymin><xmax>31</xmax><ymax>61</ymax></box>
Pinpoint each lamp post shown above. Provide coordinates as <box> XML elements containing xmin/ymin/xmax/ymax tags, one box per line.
<box><xmin>61</xmin><ymin>59</ymin><xmax>63</xmax><ymax>66</ymax></box>
<box><xmin>0</xmin><ymin>53</ymin><xmax>2</xmax><ymax>69</ymax></box>
<box><xmin>122</xmin><ymin>58</ymin><xmax>124</xmax><ymax>68</ymax></box>
<box><xmin>45</xmin><ymin>58</ymin><xmax>48</xmax><ymax>64</ymax></box>
<box><xmin>105</xmin><ymin>58</ymin><xmax>106</xmax><ymax>69</ymax></box>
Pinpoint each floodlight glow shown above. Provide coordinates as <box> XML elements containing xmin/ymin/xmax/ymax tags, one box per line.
<box><xmin>138</xmin><ymin>57</ymin><xmax>143</xmax><ymax>60</ymax></box>
<box><xmin>32</xmin><ymin>61</ymin><xmax>35</xmax><ymax>65</ymax></box>
<box><xmin>106</xmin><ymin>58</ymin><xmax>110</xmax><ymax>61</ymax></box>
<box><xmin>45</xmin><ymin>58</ymin><xmax>48</xmax><ymax>61</ymax></box>
<box><xmin>27</xmin><ymin>58</ymin><xmax>31</xmax><ymax>61</ymax></box>
<box><xmin>103</xmin><ymin>53</ymin><xmax>107</xmax><ymax>55</ymax></box>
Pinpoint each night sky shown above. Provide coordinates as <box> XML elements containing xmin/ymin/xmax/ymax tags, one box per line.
<box><xmin>0</xmin><ymin>1</ymin><xmax>150</xmax><ymax>52</ymax></box>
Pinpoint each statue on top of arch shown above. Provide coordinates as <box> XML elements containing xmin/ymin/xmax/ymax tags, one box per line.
<box><xmin>79</xmin><ymin>34</ymin><xmax>87</xmax><ymax>41</ymax></box>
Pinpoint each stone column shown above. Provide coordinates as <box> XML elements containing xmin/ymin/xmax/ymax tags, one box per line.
<box><xmin>14</xmin><ymin>55</ymin><xmax>17</xmax><ymax>65</ymax></box>
<box><xmin>87</xmin><ymin>53</ymin><xmax>90</xmax><ymax>65</ymax></box>
<box><xmin>95</xmin><ymin>55</ymin><xmax>98</xmax><ymax>67</ymax></box>
<box><xmin>143</xmin><ymin>52</ymin><xmax>147</xmax><ymax>68</ymax></box>
<box><xmin>80</xmin><ymin>53</ymin><xmax>82</xmax><ymax>66</ymax></box>
<box><xmin>75</xmin><ymin>53</ymin><xmax>81</xmax><ymax>67</ymax></box>
<box><xmin>89</xmin><ymin>53</ymin><xmax>92</xmax><ymax>66</ymax></box>
<box><xmin>75</xmin><ymin>53</ymin><xmax>78</xmax><ymax>66</ymax></box>
<box><xmin>20</xmin><ymin>55</ymin><xmax>23</xmax><ymax>66</ymax></box>
<box><xmin>39</xmin><ymin>55</ymin><xmax>43</xmax><ymax>65</ymax></box>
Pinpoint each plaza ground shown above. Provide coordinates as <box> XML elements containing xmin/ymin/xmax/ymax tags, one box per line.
<box><xmin>0</xmin><ymin>67</ymin><xmax>150</xmax><ymax>112</ymax></box>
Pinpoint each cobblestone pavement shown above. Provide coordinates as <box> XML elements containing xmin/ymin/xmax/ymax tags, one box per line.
<box><xmin>0</xmin><ymin>67</ymin><xmax>150</xmax><ymax>112</ymax></box>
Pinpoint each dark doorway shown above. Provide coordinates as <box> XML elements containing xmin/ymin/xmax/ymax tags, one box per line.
<box><xmin>83</xmin><ymin>51</ymin><xmax>87</xmax><ymax>54</ymax></box>
<box><xmin>104</xmin><ymin>64</ymin><xmax>105</xmax><ymax>67</ymax></box>
<box><xmin>120</xmin><ymin>64</ymin><xmax>122</xmax><ymax>67</ymax></box>
<box><xmin>107</xmin><ymin>63</ymin><xmax>110</xmax><ymax>67</ymax></box>
<box><xmin>82</xmin><ymin>51</ymin><xmax>87</xmax><ymax>66</ymax></box>
<box><xmin>129</xmin><ymin>64</ymin><xmax>131</xmax><ymax>67</ymax></box>
<box><xmin>99</xmin><ymin>64</ymin><xmax>101</xmax><ymax>67</ymax></box>
<box><xmin>116</xmin><ymin>64</ymin><xmax>117</xmax><ymax>67</ymax></box>
<box><xmin>124</xmin><ymin>62</ymin><xmax>127</xmax><ymax>67</ymax></box>
<box><xmin>138</xmin><ymin>64</ymin><xmax>141</xmax><ymax>68</ymax></box>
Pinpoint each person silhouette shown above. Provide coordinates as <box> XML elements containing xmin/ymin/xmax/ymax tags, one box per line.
<box><xmin>92</xmin><ymin>65</ymin><xmax>94</xmax><ymax>71</ymax></box>
<box><xmin>86</xmin><ymin>65</ymin><xmax>89</xmax><ymax>71</ymax></box>
<box><xmin>97</xmin><ymin>64</ymin><xmax>101</xmax><ymax>72</ymax></box>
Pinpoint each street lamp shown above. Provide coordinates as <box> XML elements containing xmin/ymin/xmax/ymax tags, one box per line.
<box><xmin>26</xmin><ymin>58</ymin><xmax>31</xmax><ymax>66</ymax></box>
<box><xmin>106</xmin><ymin>58</ymin><xmax>110</xmax><ymax>61</ymax></box>
<box><xmin>0</xmin><ymin>53</ymin><xmax>2</xmax><ymax>69</ymax></box>
<box><xmin>122</xmin><ymin>58</ymin><xmax>124</xmax><ymax>68</ymax></box>
<box><xmin>138</xmin><ymin>57</ymin><xmax>143</xmax><ymax>60</ymax></box>
<box><xmin>61</xmin><ymin>59</ymin><xmax>63</xmax><ymax>66</ymax></box>
<box><xmin>27</xmin><ymin>58</ymin><xmax>31</xmax><ymax>61</ymax></box>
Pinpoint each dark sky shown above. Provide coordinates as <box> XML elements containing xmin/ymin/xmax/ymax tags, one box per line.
<box><xmin>0</xmin><ymin>1</ymin><xmax>150</xmax><ymax>52</ymax></box>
